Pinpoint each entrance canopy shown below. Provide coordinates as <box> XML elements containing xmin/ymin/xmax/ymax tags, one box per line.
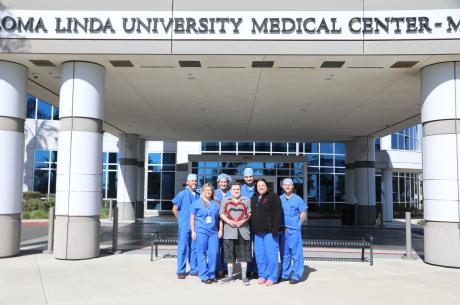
<box><xmin>1</xmin><ymin>1</ymin><xmax>460</xmax><ymax>141</ymax></box>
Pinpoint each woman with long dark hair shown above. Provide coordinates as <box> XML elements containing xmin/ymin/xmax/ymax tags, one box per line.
<box><xmin>250</xmin><ymin>179</ymin><xmax>283</xmax><ymax>286</ymax></box>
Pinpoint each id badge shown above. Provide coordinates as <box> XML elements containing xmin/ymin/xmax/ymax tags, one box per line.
<box><xmin>205</xmin><ymin>216</ymin><xmax>213</xmax><ymax>224</ymax></box>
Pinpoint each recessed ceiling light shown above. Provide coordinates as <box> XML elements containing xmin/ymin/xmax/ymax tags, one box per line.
<box><xmin>179</xmin><ymin>60</ymin><xmax>201</xmax><ymax>68</ymax></box>
<box><xmin>252</xmin><ymin>61</ymin><xmax>274</xmax><ymax>68</ymax></box>
<box><xmin>109</xmin><ymin>60</ymin><xmax>134</xmax><ymax>67</ymax></box>
<box><xmin>320</xmin><ymin>61</ymin><xmax>345</xmax><ymax>68</ymax></box>
<box><xmin>390</xmin><ymin>61</ymin><xmax>419</xmax><ymax>68</ymax></box>
<box><xmin>29</xmin><ymin>60</ymin><xmax>55</xmax><ymax>67</ymax></box>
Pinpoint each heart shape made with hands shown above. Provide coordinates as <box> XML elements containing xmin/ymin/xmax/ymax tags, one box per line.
<box><xmin>223</xmin><ymin>200</ymin><xmax>248</xmax><ymax>222</ymax></box>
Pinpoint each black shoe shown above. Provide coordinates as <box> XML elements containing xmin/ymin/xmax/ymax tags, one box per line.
<box><xmin>210</xmin><ymin>278</ymin><xmax>218</xmax><ymax>283</ymax></box>
<box><xmin>247</xmin><ymin>272</ymin><xmax>258</xmax><ymax>279</ymax></box>
<box><xmin>289</xmin><ymin>279</ymin><xmax>300</xmax><ymax>285</ymax></box>
<box><xmin>278</xmin><ymin>278</ymin><xmax>289</xmax><ymax>283</ymax></box>
<box><xmin>177</xmin><ymin>274</ymin><xmax>186</xmax><ymax>279</ymax></box>
<box><xmin>201</xmin><ymin>279</ymin><xmax>213</xmax><ymax>284</ymax></box>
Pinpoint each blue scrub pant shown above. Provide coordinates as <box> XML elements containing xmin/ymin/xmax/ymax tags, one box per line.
<box><xmin>176</xmin><ymin>228</ymin><xmax>197</xmax><ymax>275</ymax></box>
<box><xmin>254</xmin><ymin>233</ymin><xmax>279</xmax><ymax>282</ymax></box>
<box><xmin>196</xmin><ymin>232</ymin><xmax>219</xmax><ymax>281</ymax></box>
<box><xmin>280</xmin><ymin>230</ymin><xmax>304</xmax><ymax>281</ymax></box>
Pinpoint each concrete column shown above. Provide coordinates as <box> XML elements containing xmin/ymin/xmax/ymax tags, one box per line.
<box><xmin>345</xmin><ymin>141</ymin><xmax>357</xmax><ymax>204</ymax></box>
<box><xmin>136</xmin><ymin>138</ymin><xmax>146</xmax><ymax>218</ymax></box>
<box><xmin>421</xmin><ymin>62</ymin><xmax>460</xmax><ymax>267</ymax></box>
<box><xmin>117</xmin><ymin>134</ymin><xmax>138</xmax><ymax>221</ymax></box>
<box><xmin>382</xmin><ymin>169</ymin><xmax>393</xmax><ymax>223</ymax></box>
<box><xmin>354</xmin><ymin>136</ymin><xmax>376</xmax><ymax>225</ymax></box>
<box><xmin>0</xmin><ymin>61</ymin><xmax>27</xmax><ymax>258</ymax></box>
<box><xmin>54</xmin><ymin>61</ymin><xmax>105</xmax><ymax>260</ymax></box>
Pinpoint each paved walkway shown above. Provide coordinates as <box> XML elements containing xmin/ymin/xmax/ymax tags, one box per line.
<box><xmin>1</xmin><ymin>252</ymin><xmax>459</xmax><ymax>305</ymax></box>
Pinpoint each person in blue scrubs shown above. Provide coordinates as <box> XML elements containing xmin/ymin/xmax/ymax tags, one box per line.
<box><xmin>241</xmin><ymin>168</ymin><xmax>256</xmax><ymax>199</ymax></box>
<box><xmin>191</xmin><ymin>183</ymin><xmax>222</xmax><ymax>284</ymax></box>
<box><xmin>251</xmin><ymin>179</ymin><xmax>283</xmax><ymax>286</ymax></box>
<box><xmin>241</xmin><ymin>167</ymin><xmax>258</xmax><ymax>277</ymax></box>
<box><xmin>215</xmin><ymin>173</ymin><xmax>232</xmax><ymax>202</ymax></box>
<box><xmin>172</xmin><ymin>174</ymin><xmax>200</xmax><ymax>279</ymax></box>
<box><xmin>215</xmin><ymin>173</ymin><xmax>231</xmax><ymax>277</ymax></box>
<box><xmin>279</xmin><ymin>178</ymin><xmax>307</xmax><ymax>284</ymax></box>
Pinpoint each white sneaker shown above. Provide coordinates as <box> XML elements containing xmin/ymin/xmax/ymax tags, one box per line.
<box><xmin>242</xmin><ymin>277</ymin><xmax>250</xmax><ymax>286</ymax></box>
<box><xmin>220</xmin><ymin>276</ymin><xmax>235</xmax><ymax>284</ymax></box>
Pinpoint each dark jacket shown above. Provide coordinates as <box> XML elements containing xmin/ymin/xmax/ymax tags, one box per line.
<box><xmin>250</xmin><ymin>191</ymin><xmax>284</xmax><ymax>236</ymax></box>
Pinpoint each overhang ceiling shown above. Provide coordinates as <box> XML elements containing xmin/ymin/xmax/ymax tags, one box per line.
<box><xmin>4</xmin><ymin>53</ymin><xmax>460</xmax><ymax>141</ymax></box>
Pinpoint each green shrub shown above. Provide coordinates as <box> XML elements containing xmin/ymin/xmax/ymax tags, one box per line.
<box><xmin>23</xmin><ymin>191</ymin><xmax>43</xmax><ymax>201</ymax></box>
<box><xmin>22</xmin><ymin>211</ymin><xmax>31</xmax><ymax>219</ymax></box>
<box><xmin>100</xmin><ymin>207</ymin><xmax>109</xmax><ymax>219</ymax></box>
<box><xmin>23</xmin><ymin>198</ymin><xmax>47</xmax><ymax>211</ymax></box>
<box><xmin>30</xmin><ymin>210</ymin><xmax>49</xmax><ymax>219</ymax></box>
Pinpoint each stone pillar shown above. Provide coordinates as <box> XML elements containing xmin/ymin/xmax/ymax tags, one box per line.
<box><xmin>354</xmin><ymin>136</ymin><xmax>376</xmax><ymax>225</ymax></box>
<box><xmin>345</xmin><ymin>141</ymin><xmax>357</xmax><ymax>204</ymax></box>
<box><xmin>0</xmin><ymin>61</ymin><xmax>27</xmax><ymax>258</ymax></box>
<box><xmin>117</xmin><ymin>134</ymin><xmax>138</xmax><ymax>221</ymax></box>
<box><xmin>54</xmin><ymin>61</ymin><xmax>105</xmax><ymax>260</ymax></box>
<box><xmin>136</xmin><ymin>138</ymin><xmax>146</xmax><ymax>218</ymax></box>
<box><xmin>382</xmin><ymin>169</ymin><xmax>393</xmax><ymax>223</ymax></box>
<box><xmin>421</xmin><ymin>62</ymin><xmax>460</xmax><ymax>267</ymax></box>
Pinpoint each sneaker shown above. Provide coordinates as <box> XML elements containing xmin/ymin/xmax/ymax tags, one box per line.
<box><xmin>188</xmin><ymin>272</ymin><xmax>198</xmax><ymax>277</ymax></box>
<box><xmin>265</xmin><ymin>280</ymin><xmax>274</xmax><ymax>286</ymax></box>
<box><xmin>257</xmin><ymin>278</ymin><xmax>266</xmax><ymax>284</ymax></box>
<box><xmin>220</xmin><ymin>276</ymin><xmax>235</xmax><ymax>284</ymax></box>
<box><xmin>289</xmin><ymin>279</ymin><xmax>300</xmax><ymax>285</ymax></box>
<box><xmin>177</xmin><ymin>274</ymin><xmax>186</xmax><ymax>279</ymax></box>
<box><xmin>242</xmin><ymin>277</ymin><xmax>250</xmax><ymax>286</ymax></box>
<box><xmin>201</xmin><ymin>279</ymin><xmax>212</xmax><ymax>284</ymax></box>
<box><xmin>210</xmin><ymin>278</ymin><xmax>218</xmax><ymax>283</ymax></box>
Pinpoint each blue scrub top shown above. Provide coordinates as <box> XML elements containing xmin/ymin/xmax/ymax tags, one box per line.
<box><xmin>241</xmin><ymin>184</ymin><xmax>255</xmax><ymax>199</ymax></box>
<box><xmin>191</xmin><ymin>199</ymin><xmax>220</xmax><ymax>235</ymax></box>
<box><xmin>280</xmin><ymin>193</ymin><xmax>308</xmax><ymax>231</ymax></box>
<box><xmin>172</xmin><ymin>187</ymin><xmax>200</xmax><ymax>230</ymax></box>
<box><xmin>215</xmin><ymin>189</ymin><xmax>231</xmax><ymax>202</ymax></box>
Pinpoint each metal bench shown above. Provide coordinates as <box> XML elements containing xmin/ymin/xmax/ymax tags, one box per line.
<box><xmin>302</xmin><ymin>236</ymin><xmax>374</xmax><ymax>266</ymax></box>
<box><xmin>150</xmin><ymin>232</ymin><xmax>373</xmax><ymax>266</ymax></box>
<box><xmin>150</xmin><ymin>232</ymin><xmax>178</xmax><ymax>261</ymax></box>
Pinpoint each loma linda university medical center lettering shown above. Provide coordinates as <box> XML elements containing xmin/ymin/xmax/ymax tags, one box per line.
<box><xmin>0</xmin><ymin>10</ymin><xmax>460</xmax><ymax>40</ymax></box>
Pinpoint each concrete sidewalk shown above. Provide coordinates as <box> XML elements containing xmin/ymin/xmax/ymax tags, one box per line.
<box><xmin>1</xmin><ymin>252</ymin><xmax>459</xmax><ymax>305</ymax></box>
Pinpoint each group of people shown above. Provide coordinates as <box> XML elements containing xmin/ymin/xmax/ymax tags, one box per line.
<box><xmin>171</xmin><ymin>168</ymin><xmax>307</xmax><ymax>286</ymax></box>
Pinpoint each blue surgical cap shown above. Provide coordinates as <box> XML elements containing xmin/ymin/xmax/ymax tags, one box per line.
<box><xmin>187</xmin><ymin>174</ymin><xmax>197</xmax><ymax>181</ymax></box>
<box><xmin>243</xmin><ymin>168</ymin><xmax>254</xmax><ymax>177</ymax></box>
<box><xmin>217</xmin><ymin>173</ymin><xmax>232</xmax><ymax>183</ymax></box>
<box><xmin>282</xmin><ymin>178</ymin><xmax>294</xmax><ymax>185</ymax></box>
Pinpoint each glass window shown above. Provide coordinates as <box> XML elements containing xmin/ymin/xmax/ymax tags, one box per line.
<box><xmin>27</xmin><ymin>95</ymin><xmax>36</xmax><ymax>119</ymax></box>
<box><xmin>147</xmin><ymin>172</ymin><xmax>161</xmax><ymax>199</ymax></box>
<box><xmin>163</xmin><ymin>153</ymin><xmax>176</xmax><ymax>165</ymax></box>
<box><xmin>33</xmin><ymin>170</ymin><xmax>49</xmax><ymax>194</ymax></box>
<box><xmin>375</xmin><ymin>138</ymin><xmax>381</xmax><ymax>151</ymax></box>
<box><xmin>202</xmin><ymin>142</ymin><xmax>219</xmax><ymax>152</ymax></box>
<box><xmin>306</xmin><ymin>154</ymin><xmax>319</xmax><ymax>166</ymax></box>
<box><xmin>52</xmin><ymin>106</ymin><xmax>59</xmax><ymax>120</ymax></box>
<box><xmin>148</xmin><ymin>153</ymin><xmax>161</xmax><ymax>164</ymax></box>
<box><xmin>108</xmin><ymin>153</ymin><xmax>118</xmax><ymax>164</ymax></box>
<box><xmin>36</xmin><ymin>99</ymin><xmax>52</xmax><ymax>120</ymax></box>
<box><xmin>220</xmin><ymin>142</ymin><xmax>236</xmax><ymax>151</ymax></box>
<box><xmin>319</xmin><ymin>143</ymin><xmax>333</xmax><ymax>154</ymax></box>
<box><xmin>334</xmin><ymin>143</ymin><xmax>345</xmax><ymax>154</ymax></box>
<box><xmin>334</xmin><ymin>155</ymin><xmax>345</xmax><ymax>167</ymax></box>
<box><xmin>162</xmin><ymin>201</ymin><xmax>173</xmax><ymax>211</ymax></box>
<box><xmin>307</xmin><ymin>173</ymin><xmax>319</xmax><ymax>203</ymax></box>
<box><xmin>272</xmin><ymin>142</ymin><xmax>286</xmax><ymax>153</ymax></box>
<box><xmin>161</xmin><ymin>172</ymin><xmax>175</xmax><ymax>200</ymax></box>
<box><xmin>288</xmin><ymin>143</ymin><xmax>297</xmax><ymax>154</ymax></box>
<box><xmin>320</xmin><ymin>174</ymin><xmax>334</xmax><ymax>202</ymax></box>
<box><xmin>320</xmin><ymin>154</ymin><xmax>334</xmax><ymax>167</ymax></box>
<box><xmin>107</xmin><ymin>172</ymin><xmax>117</xmax><ymax>198</ymax></box>
<box><xmin>238</xmin><ymin>142</ymin><xmax>253</xmax><ymax>152</ymax></box>
<box><xmin>34</xmin><ymin>150</ymin><xmax>50</xmax><ymax>168</ymax></box>
<box><xmin>304</xmin><ymin>143</ymin><xmax>318</xmax><ymax>154</ymax></box>
<box><xmin>307</xmin><ymin>166</ymin><xmax>319</xmax><ymax>174</ymax></box>
<box><xmin>334</xmin><ymin>174</ymin><xmax>345</xmax><ymax>202</ymax></box>
<box><xmin>391</xmin><ymin>134</ymin><xmax>398</xmax><ymax>149</ymax></box>
<box><xmin>255</xmin><ymin>142</ymin><xmax>270</xmax><ymax>152</ymax></box>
